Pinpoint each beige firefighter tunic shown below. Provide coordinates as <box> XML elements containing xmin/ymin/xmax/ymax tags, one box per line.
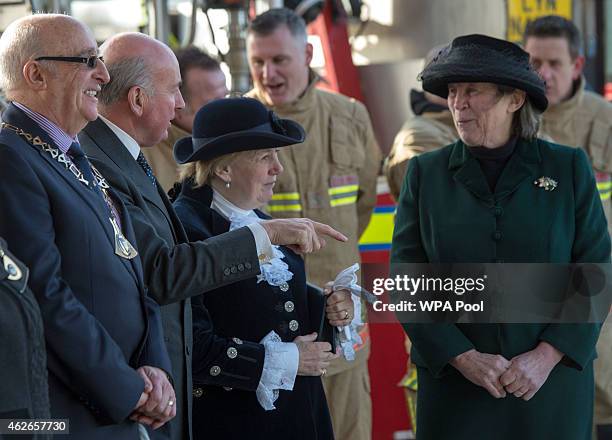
<box><xmin>248</xmin><ymin>76</ymin><xmax>381</xmax><ymax>289</ymax></box>
<box><xmin>144</xmin><ymin>123</ymin><xmax>190</xmax><ymax>193</ymax></box>
<box><xmin>384</xmin><ymin>110</ymin><xmax>457</xmax><ymax>200</ymax></box>
<box><xmin>539</xmin><ymin>77</ymin><xmax>612</xmax><ymax>426</ymax></box>
<box><xmin>248</xmin><ymin>73</ymin><xmax>381</xmax><ymax>440</ymax></box>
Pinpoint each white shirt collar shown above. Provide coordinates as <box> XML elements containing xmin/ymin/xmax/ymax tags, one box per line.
<box><xmin>211</xmin><ymin>188</ymin><xmax>258</xmax><ymax>221</ymax></box>
<box><xmin>99</xmin><ymin>115</ymin><xmax>141</xmax><ymax>160</ymax></box>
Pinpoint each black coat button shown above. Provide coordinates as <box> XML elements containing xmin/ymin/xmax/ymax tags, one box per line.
<box><xmin>245</xmin><ymin>262</ymin><xmax>252</xmax><ymax>269</ymax></box>
<box><xmin>492</xmin><ymin>231</ymin><xmax>502</xmax><ymax>241</ymax></box>
<box><xmin>493</xmin><ymin>207</ymin><xmax>503</xmax><ymax>217</ymax></box>
<box><xmin>224</xmin><ymin>267</ymin><xmax>230</xmax><ymax>275</ymax></box>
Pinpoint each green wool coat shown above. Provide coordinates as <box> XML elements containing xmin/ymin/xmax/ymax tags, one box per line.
<box><xmin>390</xmin><ymin>137</ymin><xmax>611</xmax><ymax>440</ymax></box>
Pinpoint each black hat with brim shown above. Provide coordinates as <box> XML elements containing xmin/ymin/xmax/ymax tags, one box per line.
<box><xmin>174</xmin><ymin>97</ymin><xmax>305</xmax><ymax>164</ymax></box>
<box><xmin>420</xmin><ymin>34</ymin><xmax>548</xmax><ymax>113</ymax></box>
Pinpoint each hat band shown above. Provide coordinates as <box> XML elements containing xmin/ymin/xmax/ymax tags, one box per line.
<box><xmin>191</xmin><ymin>122</ymin><xmax>276</xmax><ymax>150</ymax></box>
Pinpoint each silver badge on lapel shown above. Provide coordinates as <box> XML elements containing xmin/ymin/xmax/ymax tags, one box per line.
<box><xmin>534</xmin><ymin>176</ymin><xmax>558</xmax><ymax>191</ymax></box>
<box><xmin>0</xmin><ymin>248</ymin><xmax>22</xmax><ymax>281</ymax></box>
<box><xmin>110</xmin><ymin>217</ymin><xmax>138</xmax><ymax>259</ymax></box>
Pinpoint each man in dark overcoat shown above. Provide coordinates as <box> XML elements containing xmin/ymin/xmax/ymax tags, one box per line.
<box><xmin>78</xmin><ymin>32</ymin><xmax>346</xmax><ymax>440</ymax></box>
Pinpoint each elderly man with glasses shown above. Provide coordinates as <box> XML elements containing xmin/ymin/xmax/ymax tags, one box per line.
<box><xmin>0</xmin><ymin>14</ymin><xmax>175</xmax><ymax>439</ymax></box>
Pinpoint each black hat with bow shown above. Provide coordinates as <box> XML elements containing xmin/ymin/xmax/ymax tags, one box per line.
<box><xmin>174</xmin><ymin>97</ymin><xmax>305</xmax><ymax>164</ymax></box>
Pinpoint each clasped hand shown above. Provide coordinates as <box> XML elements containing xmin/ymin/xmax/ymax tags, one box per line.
<box><xmin>294</xmin><ymin>333</ymin><xmax>340</xmax><ymax>376</ymax></box>
<box><xmin>130</xmin><ymin>366</ymin><xmax>176</xmax><ymax>429</ymax></box>
<box><xmin>323</xmin><ymin>285</ymin><xmax>354</xmax><ymax>327</ymax></box>
<box><xmin>450</xmin><ymin>342</ymin><xmax>563</xmax><ymax>401</ymax></box>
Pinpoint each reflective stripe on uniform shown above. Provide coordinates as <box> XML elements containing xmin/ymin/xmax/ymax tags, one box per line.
<box><xmin>329</xmin><ymin>184</ymin><xmax>358</xmax><ymax>207</ymax></box>
<box><xmin>268</xmin><ymin>192</ymin><xmax>302</xmax><ymax>212</ymax></box>
<box><xmin>596</xmin><ymin>172</ymin><xmax>611</xmax><ymax>201</ymax></box>
<box><xmin>270</xmin><ymin>192</ymin><xmax>300</xmax><ymax>200</ymax></box>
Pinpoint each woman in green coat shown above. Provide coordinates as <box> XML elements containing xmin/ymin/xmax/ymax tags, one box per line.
<box><xmin>391</xmin><ymin>34</ymin><xmax>611</xmax><ymax>439</ymax></box>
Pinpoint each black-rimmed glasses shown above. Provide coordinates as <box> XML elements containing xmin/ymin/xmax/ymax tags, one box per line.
<box><xmin>35</xmin><ymin>55</ymin><xmax>104</xmax><ymax>69</ymax></box>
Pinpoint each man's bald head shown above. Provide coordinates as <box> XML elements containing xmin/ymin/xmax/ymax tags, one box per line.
<box><xmin>0</xmin><ymin>14</ymin><xmax>93</xmax><ymax>97</ymax></box>
<box><xmin>0</xmin><ymin>14</ymin><xmax>107</xmax><ymax>136</ymax></box>
<box><xmin>98</xmin><ymin>32</ymin><xmax>177</xmax><ymax>107</ymax></box>
<box><xmin>97</xmin><ymin>32</ymin><xmax>184</xmax><ymax>148</ymax></box>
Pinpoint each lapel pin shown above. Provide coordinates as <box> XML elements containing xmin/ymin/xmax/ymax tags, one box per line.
<box><xmin>534</xmin><ymin>176</ymin><xmax>558</xmax><ymax>191</ymax></box>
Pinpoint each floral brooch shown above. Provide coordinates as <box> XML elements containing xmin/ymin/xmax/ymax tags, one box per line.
<box><xmin>534</xmin><ymin>176</ymin><xmax>558</xmax><ymax>191</ymax></box>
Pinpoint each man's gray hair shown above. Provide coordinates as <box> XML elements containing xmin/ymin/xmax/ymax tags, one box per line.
<box><xmin>248</xmin><ymin>7</ymin><xmax>308</xmax><ymax>44</ymax></box>
<box><xmin>0</xmin><ymin>18</ymin><xmax>47</xmax><ymax>94</ymax></box>
<box><xmin>98</xmin><ymin>56</ymin><xmax>155</xmax><ymax>106</ymax></box>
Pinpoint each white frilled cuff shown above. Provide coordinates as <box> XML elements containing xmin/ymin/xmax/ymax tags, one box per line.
<box><xmin>255</xmin><ymin>331</ymin><xmax>299</xmax><ymax>411</ymax></box>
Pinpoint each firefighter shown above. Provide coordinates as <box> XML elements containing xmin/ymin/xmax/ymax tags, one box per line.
<box><xmin>384</xmin><ymin>44</ymin><xmax>457</xmax><ymax>201</ymax></box>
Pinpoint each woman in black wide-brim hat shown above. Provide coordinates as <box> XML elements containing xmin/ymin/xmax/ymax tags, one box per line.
<box><xmin>391</xmin><ymin>35</ymin><xmax>610</xmax><ymax>439</ymax></box>
<box><xmin>171</xmin><ymin>97</ymin><xmax>355</xmax><ymax>440</ymax></box>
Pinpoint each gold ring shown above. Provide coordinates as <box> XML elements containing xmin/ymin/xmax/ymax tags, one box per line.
<box><xmin>168</xmin><ymin>400</ymin><xmax>174</xmax><ymax>406</ymax></box>
<box><xmin>321</xmin><ymin>369</ymin><xmax>327</xmax><ymax>376</ymax></box>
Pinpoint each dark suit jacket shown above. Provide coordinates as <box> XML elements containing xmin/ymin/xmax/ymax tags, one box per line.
<box><xmin>173</xmin><ymin>182</ymin><xmax>334</xmax><ymax>440</ymax></box>
<box><xmin>79</xmin><ymin>117</ymin><xmax>260</xmax><ymax>440</ymax></box>
<box><xmin>0</xmin><ymin>237</ymin><xmax>50</xmax><ymax>424</ymax></box>
<box><xmin>391</xmin><ymin>138</ymin><xmax>611</xmax><ymax>440</ymax></box>
<box><xmin>0</xmin><ymin>104</ymin><xmax>171</xmax><ymax>439</ymax></box>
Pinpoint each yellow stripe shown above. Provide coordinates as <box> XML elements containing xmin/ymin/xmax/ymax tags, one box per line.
<box><xmin>330</xmin><ymin>196</ymin><xmax>357</xmax><ymax>207</ymax></box>
<box><xmin>601</xmin><ymin>192</ymin><xmax>611</xmax><ymax>201</ymax></box>
<box><xmin>329</xmin><ymin>184</ymin><xmax>359</xmax><ymax>196</ymax></box>
<box><xmin>359</xmin><ymin>212</ymin><xmax>395</xmax><ymax>245</ymax></box>
<box><xmin>597</xmin><ymin>182</ymin><xmax>612</xmax><ymax>190</ymax></box>
<box><xmin>267</xmin><ymin>204</ymin><xmax>303</xmax><ymax>212</ymax></box>
<box><xmin>271</xmin><ymin>192</ymin><xmax>300</xmax><ymax>201</ymax></box>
